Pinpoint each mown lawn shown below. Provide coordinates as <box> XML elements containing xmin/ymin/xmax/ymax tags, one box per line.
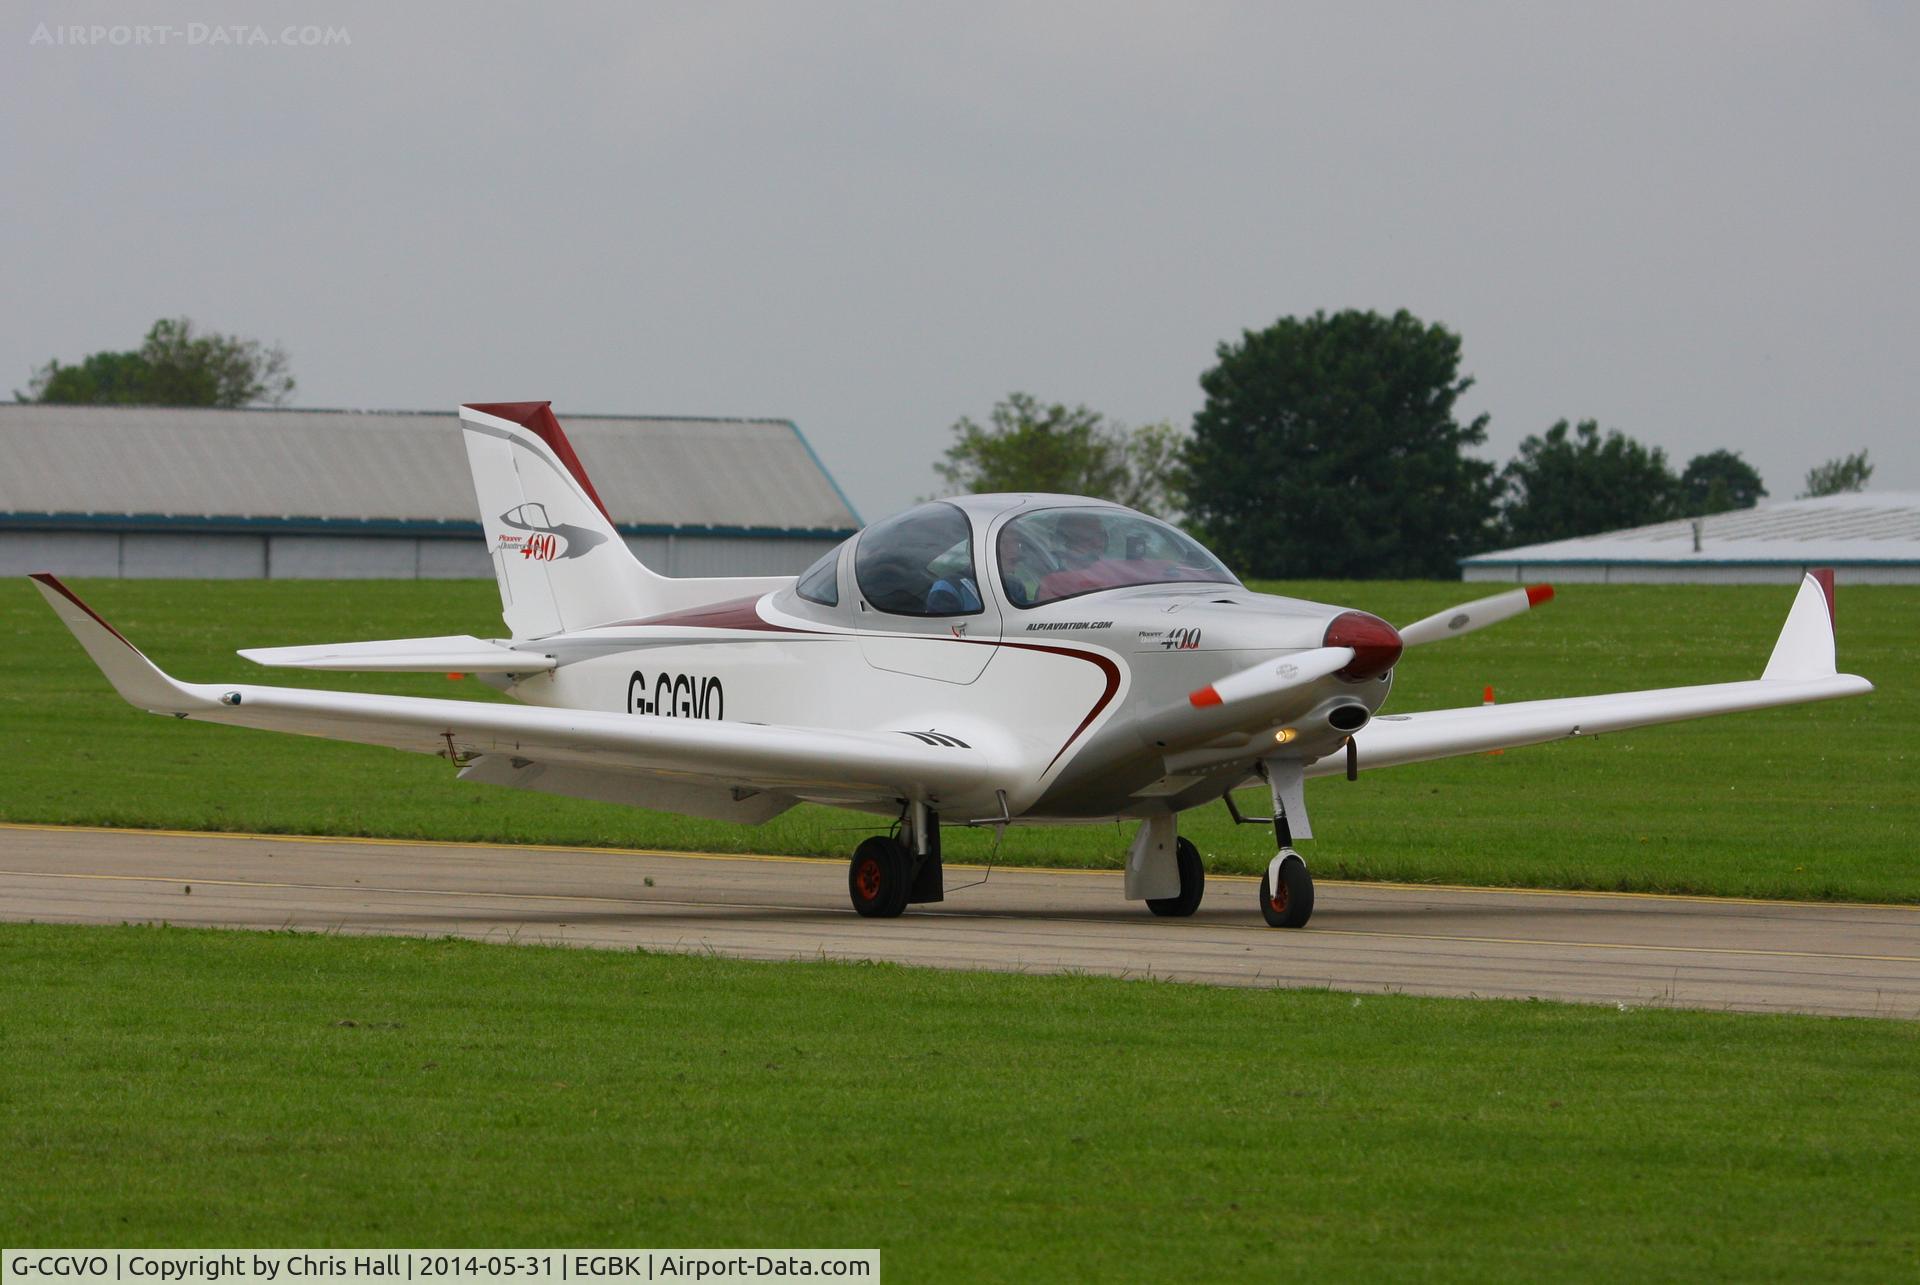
<box><xmin>2</xmin><ymin>922</ymin><xmax>1915</xmax><ymax>1279</ymax></box>
<box><xmin>0</xmin><ymin>576</ymin><xmax>1909</xmax><ymax>901</ymax></box>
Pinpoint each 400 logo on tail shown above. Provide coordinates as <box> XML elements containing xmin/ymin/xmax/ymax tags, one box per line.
<box><xmin>627</xmin><ymin>670</ymin><xmax>724</xmax><ymax>719</ymax></box>
<box><xmin>496</xmin><ymin>502</ymin><xmax>607</xmax><ymax>562</ymax></box>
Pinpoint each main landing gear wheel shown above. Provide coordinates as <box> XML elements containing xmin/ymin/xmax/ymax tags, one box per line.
<box><xmin>1146</xmin><ymin>837</ymin><xmax>1205</xmax><ymax>918</ymax></box>
<box><xmin>1260</xmin><ymin>851</ymin><xmax>1314</xmax><ymax>929</ymax></box>
<box><xmin>849</xmin><ymin>835</ymin><xmax>912</xmax><ymax>918</ymax></box>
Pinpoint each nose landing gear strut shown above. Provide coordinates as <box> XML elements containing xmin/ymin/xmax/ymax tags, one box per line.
<box><xmin>1227</xmin><ymin>761</ymin><xmax>1316</xmax><ymax>929</ymax></box>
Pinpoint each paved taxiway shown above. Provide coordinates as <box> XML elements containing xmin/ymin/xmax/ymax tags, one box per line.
<box><xmin>3</xmin><ymin>823</ymin><xmax>1915</xmax><ymax>1019</ymax></box>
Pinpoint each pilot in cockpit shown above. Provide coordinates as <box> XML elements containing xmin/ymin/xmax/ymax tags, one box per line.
<box><xmin>1054</xmin><ymin>511</ymin><xmax>1109</xmax><ymax>569</ymax></box>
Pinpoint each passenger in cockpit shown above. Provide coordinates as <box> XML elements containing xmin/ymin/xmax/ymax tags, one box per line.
<box><xmin>925</xmin><ymin>574</ymin><xmax>981</xmax><ymax>614</ymax></box>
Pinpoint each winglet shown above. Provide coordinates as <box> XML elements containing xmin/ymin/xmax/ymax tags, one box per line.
<box><xmin>28</xmin><ymin>574</ymin><xmax>207</xmax><ymax>713</ymax></box>
<box><xmin>1761</xmin><ymin>569</ymin><xmax>1840</xmax><ymax>682</ymax></box>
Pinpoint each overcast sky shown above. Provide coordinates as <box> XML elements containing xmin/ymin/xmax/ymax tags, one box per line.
<box><xmin>7</xmin><ymin>1</ymin><xmax>1915</xmax><ymax>523</ymax></box>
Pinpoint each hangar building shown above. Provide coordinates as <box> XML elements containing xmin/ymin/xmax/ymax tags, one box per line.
<box><xmin>0</xmin><ymin>403</ymin><xmax>860</xmax><ymax>579</ymax></box>
<box><xmin>1461</xmin><ymin>492</ymin><xmax>1920</xmax><ymax>585</ymax></box>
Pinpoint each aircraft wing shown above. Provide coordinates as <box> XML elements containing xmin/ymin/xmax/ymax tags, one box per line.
<box><xmin>30</xmin><ymin>574</ymin><xmax>991</xmax><ymax>805</ymax></box>
<box><xmin>1306</xmin><ymin>571</ymin><xmax>1872</xmax><ymax>779</ymax></box>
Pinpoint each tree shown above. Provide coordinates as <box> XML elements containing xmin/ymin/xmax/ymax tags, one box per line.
<box><xmin>1801</xmin><ymin>450</ymin><xmax>1873</xmax><ymax>498</ymax></box>
<box><xmin>1679</xmin><ymin>449</ymin><xmax>1766</xmax><ymax>516</ymax></box>
<box><xmin>1498</xmin><ymin>420</ymin><xmax>1679</xmax><ymax>545</ymax></box>
<box><xmin>23</xmin><ymin>317</ymin><xmax>294</xmax><ymax>408</ymax></box>
<box><xmin>933</xmin><ymin>392</ymin><xmax>1188</xmax><ymax>519</ymax></box>
<box><xmin>1184</xmin><ymin>309</ymin><xmax>1498</xmax><ymax>579</ymax></box>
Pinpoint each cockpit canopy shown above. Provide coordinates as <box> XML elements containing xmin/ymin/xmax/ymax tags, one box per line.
<box><xmin>797</xmin><ymin>499</ymin><xmax>1240</xmax><ymax>619</ymax></box>
<box><xmin>996</xmin><ymin>506</ymin><xmax>1236</xmax><ymax>607</ymax></box>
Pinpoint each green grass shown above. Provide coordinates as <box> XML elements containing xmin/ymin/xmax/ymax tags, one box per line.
<box><xmin>0</xmin><ymin>577</ymin><xmax>1911</xmax><ymax>901</ymax></box>
<box><xmin>2</xmin><ymin>922</ymin><xmax>1916</xmax><ymax>1278</ymax></box>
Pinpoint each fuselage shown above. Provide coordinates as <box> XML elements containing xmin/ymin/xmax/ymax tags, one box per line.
<box><xmin>494</xmin><ymin>494</ymin><xmax>1398</xmax><ymax>821</ymax></box>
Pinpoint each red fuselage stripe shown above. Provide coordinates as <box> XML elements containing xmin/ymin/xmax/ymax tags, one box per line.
<box><xmin>607</xmin><ymin>603</ymin><xmax>1120</xmax><ymax>773</ymax></box>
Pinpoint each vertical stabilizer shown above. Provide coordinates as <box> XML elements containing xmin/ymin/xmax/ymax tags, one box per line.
<box><xmin>458</xmin><ymin>402</ymin><xmax>792</xmax><ymax>638</ymax></box>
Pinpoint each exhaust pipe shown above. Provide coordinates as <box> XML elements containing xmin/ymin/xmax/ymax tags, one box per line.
<box><xmin>1324</xmin><ymin>701</ymin><xmax>1371</xmax><ymax>734</ymax></box>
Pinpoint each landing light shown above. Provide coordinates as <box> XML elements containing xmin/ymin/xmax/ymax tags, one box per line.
<box><xmin>1274</xmin><ymin>727</ymin><xmax>1297</xmax><ymax>745</ymax></box>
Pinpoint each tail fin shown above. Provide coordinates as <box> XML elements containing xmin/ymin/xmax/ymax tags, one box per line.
<box><xmin>458</xmin><ymin>402</ymin><xmax>785</xmax><ymax>638</ymax></box>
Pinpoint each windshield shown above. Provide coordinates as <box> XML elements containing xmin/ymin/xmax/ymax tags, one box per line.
<box><xmin>996</xmin><ymin>507</ymin><xmax>1237</xmax><ymax>608</ymax></box>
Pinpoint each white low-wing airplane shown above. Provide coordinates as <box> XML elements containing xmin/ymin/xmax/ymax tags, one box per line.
<box><xmin>31</xmin><ymin>401</ymin><xmax>1873</xmax><ymax>927</ymax></box>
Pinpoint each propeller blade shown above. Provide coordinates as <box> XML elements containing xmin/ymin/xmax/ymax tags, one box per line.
<box><xmin>1189</xmin><ymin>646</ymin><xmax>1354</xmax><ymax>709</ymax></box>
<box><xmin>1399</xmin><ymin>584</ymin><xmax>1554</xmax><ymax>648</ymax></box>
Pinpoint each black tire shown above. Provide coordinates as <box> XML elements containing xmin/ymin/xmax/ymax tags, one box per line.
<box><xmin>1146</xmin><ymin>836</ymin><xmax>1205</xmax><ymax>918</ymax></box>
<box><xmin>850</xmin><ymin>835</ymin><xmax>912</xmax><ymax>918</ymax></box>
<box><xmin>1259</xmin><ymin>853</ymin><xmax>1314</xmax><ymax>928</ymax></box>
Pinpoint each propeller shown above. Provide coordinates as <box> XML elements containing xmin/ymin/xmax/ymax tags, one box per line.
<box><xmin>1398</xmin><ymin>584</ymin><xmax>1554</xmax><ymax>648</ymax></box>
<box><xmin>1179</xmin><ymin>588</ymin><xmax>1550</xmax><ymax>718</ymax></box>
<box><xmin>1189</xmin><ymin>645</ymin><xmax>1354</xmax><ymax>709</ymax></box>
<box><xmin>1188</xmin><ymin>610</ymin><xmax>1404</xmax><ymax>710</ymax></box>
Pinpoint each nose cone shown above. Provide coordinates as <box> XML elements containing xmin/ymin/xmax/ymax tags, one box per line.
<box><xmin>1323</xmin><ymin>610</ymin><xmax>1403</xmax><ymax>681</ymax></box>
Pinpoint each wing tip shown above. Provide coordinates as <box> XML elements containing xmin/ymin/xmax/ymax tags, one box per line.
<box><xmin>1525</xmin><ymin>583</ymin><xmax>1555</xmax><ymax>607</ymax></box>
<box><xmin>1810</xmin><ymin>568</ymin><xmax>1835</xmax><ymax>626</ymax></box>
<box><xmin>28</xmin><ymin>571</ymin><xmax>139</xmax><ymax>650</ymax></box>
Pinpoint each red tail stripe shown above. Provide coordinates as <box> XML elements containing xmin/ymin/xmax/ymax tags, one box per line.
<box><xmin>463</xmin><ymin>401</ymin><xmax>614</xmax><ymax>524</ymax></box>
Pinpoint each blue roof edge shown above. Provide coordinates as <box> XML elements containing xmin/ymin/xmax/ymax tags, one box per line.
<box><xmin>0</xmin><ymin>512</ymin><xmax>856</xmax><ymax>541</ymax></box>
<box><xmin>783</xmin><ymin>419</ymin><xmax>862</xmax><ymax>526</ymax></box>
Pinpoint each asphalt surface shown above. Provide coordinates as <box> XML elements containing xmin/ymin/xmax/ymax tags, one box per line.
<box><xmin>3</xmin><ymin>822</ymin><xmax>1916</xmax><ymax>1019</ymax></box>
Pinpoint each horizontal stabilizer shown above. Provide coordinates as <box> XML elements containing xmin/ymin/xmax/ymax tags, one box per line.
<box><xmin>239</xmin><ymin>635</ymin><xmax>558</xmax><ymax>674</ymax></box>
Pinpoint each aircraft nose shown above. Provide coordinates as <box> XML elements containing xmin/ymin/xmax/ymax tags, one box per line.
<box><xmin>1323</xmin><ymin>610</ymin><xmax>1403</xmax><ymax>681</ymax></box>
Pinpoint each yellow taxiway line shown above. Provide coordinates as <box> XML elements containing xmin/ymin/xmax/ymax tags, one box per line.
<box><xmin>2</xmin><ymin>819</ymin><xmax>1915</xmax><ymax>913</ymax></box>
<box><xmin>4</xmin><ymin>864</ymin><xmax>1916</xmax><ymax>966</ymax></box>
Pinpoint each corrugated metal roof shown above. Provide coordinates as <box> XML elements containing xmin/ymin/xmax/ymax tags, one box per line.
<box><xmin>1463</xmin><ymin>492</ymin><xmax>1920</xmax><ymax>565</ymax></box>
<box><xmin>0</xmin><ymin>404</ymin><xmax>859</xmax><ymax>534</ymax></box>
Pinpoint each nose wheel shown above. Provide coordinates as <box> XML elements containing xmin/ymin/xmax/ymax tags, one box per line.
<box><xmin>1260</xmin><ymin>849</ymin><xmax>1314</xmax><ymax>928</ymax></box>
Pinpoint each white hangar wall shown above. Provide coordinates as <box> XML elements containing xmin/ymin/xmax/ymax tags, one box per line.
<box><xmin>1461</xmin><ymin>493</ymin><xmax>1920</xmax><ymax>586</ymax></box>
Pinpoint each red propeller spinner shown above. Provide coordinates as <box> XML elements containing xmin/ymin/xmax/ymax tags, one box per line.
<box><xmin>1323</xmin><ymin>610</ymin><xmax>1403</xmax><ymax>681</ymax></box>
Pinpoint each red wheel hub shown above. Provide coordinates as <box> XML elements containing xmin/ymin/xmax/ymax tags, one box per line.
<box><xmin>855</xmin><ymin>857</ymin><xmax>883</xmax><ymax>901</ymax></box>
<box><xmin>1269</xmin><ymin>880</ymin><xmax>1289</xmax><ymax>914</ymax></box>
